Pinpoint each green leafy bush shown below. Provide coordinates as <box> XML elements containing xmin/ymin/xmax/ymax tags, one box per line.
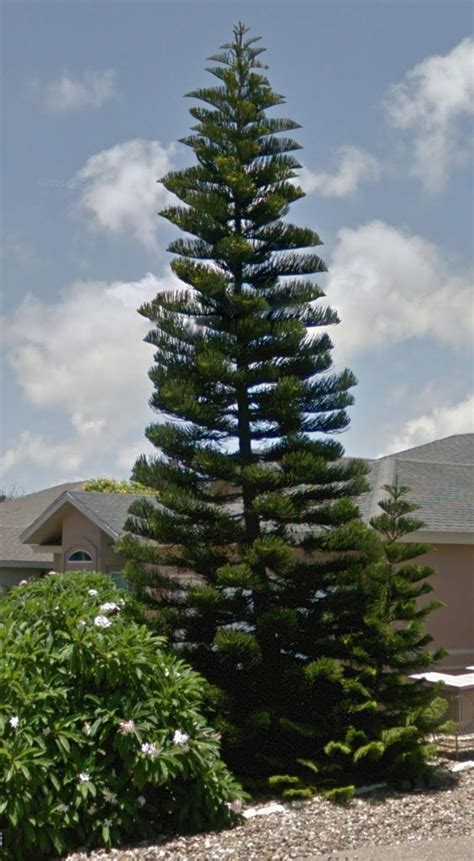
<box><xmin>83</xmin><ymin>477</ymin><xmax>154</xmax><ymax>494</ymax></box>
<box><xmin>0</xmin><ymin>572</ymin><xmax>244</xmax><ymax>860</ymax></box>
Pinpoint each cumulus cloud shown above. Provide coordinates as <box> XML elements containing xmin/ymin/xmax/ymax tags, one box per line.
<box><xmin>33</xmin><ymin>69</ymin><xmax>118</xmax><ymax>113</ymax></box>
<box><xmin>1</xmin><ymin>271</ymin><xmax>179</xmax><ymax>478</ymax></box>
<box><xmin>385</xmin><ymin>37</ymin><xmax>474</xmax><ymax>192</ymax></box>
<box><xmin>325</xmin><ymin>220</ymin><xmax>473</xmax><ymax>357</ymax></box>
<box><xmin>381</xmin><ymin>394</ymin><xmax>474</xmax><ymax>456</ymax></box>
<box><xmin>75</xmin><ymin>140</ymin><xmax>175</xmax><ymax>250</ymax></box>
<box><xmin>300</xmin><ymin>146</ymin><xmax>380</xmax><ymax>198</ymax></box>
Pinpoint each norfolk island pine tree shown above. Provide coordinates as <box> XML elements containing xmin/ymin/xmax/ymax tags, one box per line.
<box><xmin>118</xmin><ymin>24</ymin><xmax>447</xmax><ymax>791</ymax></box>
<box><xmin>281</xmin><ymin>482</ymin><xmax>450</xmax><ymax>797</ymax></box>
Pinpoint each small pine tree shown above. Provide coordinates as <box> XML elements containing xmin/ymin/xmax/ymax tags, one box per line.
<box><xmin>304</xmin><ymin>482</ymin><xmax>449</xmax><ymax>791</ymax></box>
<box><xmin>119</xmin><ymin>23</ymin><xmax>369</xmax><ymax>780</ymax></box>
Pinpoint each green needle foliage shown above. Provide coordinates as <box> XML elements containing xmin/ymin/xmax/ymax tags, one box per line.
<box><xmin>270</xmin><ymin>483</ymin><xmax>450</xmax><ymax>797</ymax></box>
<box><xmin>119</xmin><ymin>25</ymin><xmax>445</xmax><ymax>790</ymax></box>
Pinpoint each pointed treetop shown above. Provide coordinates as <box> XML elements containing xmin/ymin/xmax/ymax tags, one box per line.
<box><xmin>208</xmin><ymin>22</ymin><xmax>267</xmax><ymax>69</ymax></box>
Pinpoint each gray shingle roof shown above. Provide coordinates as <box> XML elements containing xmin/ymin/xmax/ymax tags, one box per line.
<box><xmin>0</xmin><ymin>482</ymin><xmax>85</xmax><ymax>566</ymax></box>
<box><xmin>356</xmin><ymin>435</ymin><xmax>474</xmax><ymax>533</ymax></box>
<box><xmin>393</xmin><ymin>459</ymin><xmax>473</xmax><ymax>532</ymax></box>
<box><xmin>387</xmin><ymin>433</ymin><xmax>474</xmax><ymax>465</ymax></box>
<box><xmin>66</xmin><ymin>491</ymin><xmax>145</xmax><ymax>537</ymax></box>
<box><xmin>354</xmin><ymin>460</ymin><xmax>379</xmax><ymax>522</ymax></box>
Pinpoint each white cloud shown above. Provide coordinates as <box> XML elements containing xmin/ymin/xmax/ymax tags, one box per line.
<box><xmin>1</xmin><ymin>271</ymin><xmax>180</xmax><ymax>479</ymax></box>
<box><xmin>1</xmin><ymin>432</ymin><xmax>85</xmax><ymax>475</ymax></box>
<box><xmin>385</xmin><ymin>37</ymin><xmax>474</xmax><ymax>192</ymax></box>
<box><xmin>116</xmin><ymin>439</ymin><xmax>155</xmax><ymax>472</ymax></box>
<box><xmin>381</xmin><ymin>394</ymin><xmax>474</xmax><ymax>456</ymax></box>
<box><xmin>33</xmin><ymin>69</ymin><xmax>118</xmax><ymax>113</ymax></box>
<box><xmin>300</xmin><ymin>146</ymin><xmax>380</xmax><ymax>198</ymax></box>
<box><xmin>75</xmin><ymin>140</ymin><xmax>175</xmax><ymax>250</ymax></box>
<box><xmin>326</xmin><ymin>220</ymin><xmax>473</xmax><ymax>357</ymax></box>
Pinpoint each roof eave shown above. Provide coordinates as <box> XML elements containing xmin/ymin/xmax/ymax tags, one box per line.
<box><xmin>405</xmin><ymin>530</ymin><xmax>474</xmax><ymax>545</ymax></box>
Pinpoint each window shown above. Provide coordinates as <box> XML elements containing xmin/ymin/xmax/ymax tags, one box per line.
<box><xmin>66</xmin><ymin>550</ymin><xmax>93</xmax><ymax>563</ymax></box>
<box><xmin>109</xmin><ymin>571</ymin><xmax>130</xmax><ymax>591</ymax></box>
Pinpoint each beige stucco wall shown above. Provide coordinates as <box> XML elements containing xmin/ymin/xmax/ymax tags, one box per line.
<box><xmin>57</xmin><ymin>507</ymin><xmax>125</xmax><ymax>575</ymax></box>
<box><xmin>100</xmin><ymin>529</ymin><xmax>127</xmax><ymax>574</ymax></box>
<box><xmin>60</xmin><ymin>508</ymin><xmax>102</xmax><ymax>572</ymax></box>
<box><xmin>419</xmin><ymin>544</ymin><xmax>474</xmax><ymax>670</ymax></box>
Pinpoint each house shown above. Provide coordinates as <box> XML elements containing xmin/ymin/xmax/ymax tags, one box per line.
<box><xmin>0</xmin><ymin>482</ymin><xmax>85</xmax><ymax>593</ymax></box>
<box><xmin>15</xmin><ymin>490</ymin><xmax>144</xmax><ymax>590</ymax></box>
<box><xmin>357</xmin><ymin>433</ymin><xmax>473</xmax><ymax>670</ymax></box>
<box><xmin>3</xmin><ymin>434</ymin><xmax>473</xmax><ymax>669</ymax></box>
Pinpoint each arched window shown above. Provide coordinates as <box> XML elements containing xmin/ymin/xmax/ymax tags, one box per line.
<box><xmin>66</xmin><ymin>549</ymin><xmax>93</xmax><ymax>563</ymax></box>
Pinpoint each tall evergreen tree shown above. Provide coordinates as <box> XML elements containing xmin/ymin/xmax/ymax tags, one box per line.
<box><xmin>120</xmin><ymin>25</ymin><xmax>444</xmax><ymax>786</ymax></box>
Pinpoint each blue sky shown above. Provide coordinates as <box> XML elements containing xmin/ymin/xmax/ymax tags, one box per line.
<box><xmin>1</xmin><ymin>0</ymin><xmax>473</xmax><ymax>492</ymax></box>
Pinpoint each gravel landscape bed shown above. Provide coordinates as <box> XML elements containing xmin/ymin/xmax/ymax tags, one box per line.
<box><xmin>66</xmin><ymin>755</ymin><xmax>474</xmax><ymax>861</ymax></box>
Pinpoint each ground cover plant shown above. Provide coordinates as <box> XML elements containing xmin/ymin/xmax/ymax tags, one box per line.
<box><xmin>119</xmin><ymin>22</ymin><xmax>448</xmax><ymax>796</ymax></box>
<box><xmin>0</xmin><ymin>572</ymin><xmax>244</xmax><ymax>860</ymax></box>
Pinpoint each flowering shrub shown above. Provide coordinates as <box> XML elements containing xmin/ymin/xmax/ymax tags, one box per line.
<box><xmin>0</xmin><ymin>572</ymin><xmax>244</xmax><ymax>860</ymax></box>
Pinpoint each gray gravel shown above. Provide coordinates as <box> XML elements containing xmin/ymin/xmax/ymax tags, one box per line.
<box><xmin>65</xmin><ymin>765</ymin><xmax>474</xmax><ymax>861</ymax></box>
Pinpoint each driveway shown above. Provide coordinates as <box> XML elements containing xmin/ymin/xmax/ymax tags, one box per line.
<box><xmin>321</xmin><ymin>834</ymin><xmax>474</xmax><ymax>860</ymax></box>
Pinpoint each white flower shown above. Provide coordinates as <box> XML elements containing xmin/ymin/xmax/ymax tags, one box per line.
<box><xmin>103</xmin><ymin>789</ymin><xmax>117</xmax><ymax>804</ymax></box>
<box><xmin>104</xmin><ymin>818</ymin><xmax>113</xmax><ymax>827</ymax></box>
<box><xmin>88</xmin><ymin>589</ymin><xmax>98</xmax><ymax>596</ymax></box>
<box><xmin>137</xmin><ymin>795</ymin><xmax>146</xmax><ymax>807</ymax></box>
<box><xmin>100</xmin><ymin>602</ymin><xmax>120</xmax><ymax>614</ymax></box>
<box><xmin>78</xmin><ymin>619</ymin><xmax>86</xmax><ymax>628</ymax></box>
<box><xmin>87</xmin><ymin>804</ymin><xmax>96</xmax><ymax>815</ymax></box>
<box><xmin>82</xmin><ymin>722</ymin><xmax>92</xmax><ymax>736</ymax></box>
<box><xmin>118</xmin><ymin>719</ymin><xmax>135</xmax><ymax>735</ymax></box>
<box><xmin>79</xmin><ymin>772</ymin><xmax>91</xmax><ymax>782</ymax></box>
<box><xmin>227</xmin><ymin>799</ymin><xmax>243</xmax><ymax>814</ymax></box>
<box><xmin>140</xmin><ymin>742</ymin><xmax>161</xmax><ymax>759</ymax></box>
<box><xmin>209</xmin><ymin>731</ymin><xmax>222</xmax><ymax>742</ymax></box>
<box><xmin>43</xmin><ymin>726</ymin><xmax>51</xmax><ymax>736</ymax></box>
<box><xmin>94</xmin><ymin>615</ymin><xmax>112</xmax><ymax>628</ymax></box>
<box><xmin>163</xmin><ymin>668</ymin><xmax>170</xmax><ymax>678</ymax></box>
<box><xmin>58</xmin><ymin>803</ymin><xmax>70</xmax><ymax>812</ymax></box>
<box><xmin>173</xmin><ymin>729</ymin><xmax>189</xmax><ymax>748</ymax></box>
<box><xmin>18</xmin><ymin>580</ymin><xmax>28</xmax><ymax>586</ymax></box>
<box><xmin>9</xmin><ymin>715</ymin><xmax>19</xmax><ymax>729</ymax></box>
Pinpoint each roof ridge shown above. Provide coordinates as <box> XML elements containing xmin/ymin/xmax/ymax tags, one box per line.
<box><xmin>386</xmin><ymin>433</ymin><xmax>473</xmax><ymax>459</ymax></box>
<box><xmin>1</xmin><ymin>480</ymin><xmax>87</xmax><ymax>504</ymax></box>
<box><xmin>368</xmin><ymin>457</ymin><xmax>396</xmax><ymax>521</ymax></box>
<box><xmin>71</xmin><ymin>490</ymin><xmax>143</xmax><ymax>498</ymax></box>
<box><xmin>392</xmin><ymin>457</ymin><xmax>474</xmax><ymax>467</ymax></box>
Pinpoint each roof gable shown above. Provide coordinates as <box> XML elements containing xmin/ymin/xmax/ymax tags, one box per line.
<box><xmin>20</xmin><ymin>490</ymin><xmax>146</xmax><ymax>546</ymax></box>
<box><xmin>0</xmin><ymin>482</ymin><xmax>85</xmax><ymax>566</ymax></box>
